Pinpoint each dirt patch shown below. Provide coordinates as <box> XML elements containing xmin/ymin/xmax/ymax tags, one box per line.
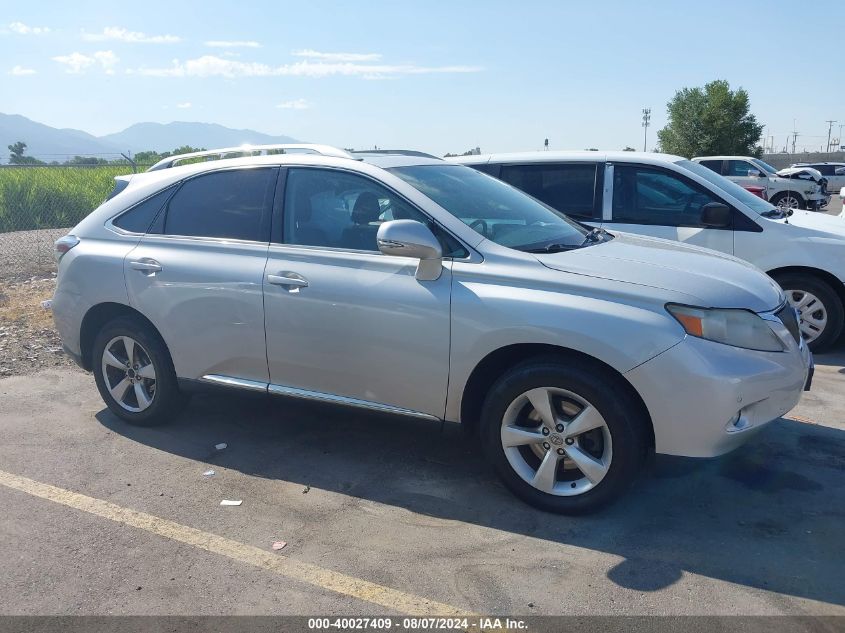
<box><xmin>0</xmin><ymin>275</ymin><xmax>76</xmax><ymax>376</ymax></box>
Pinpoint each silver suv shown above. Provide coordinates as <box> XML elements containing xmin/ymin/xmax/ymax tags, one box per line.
<box><xmin>52</xmin><ymin>145</ymin><xmax>812</xmax><ymax>513</ymax></box>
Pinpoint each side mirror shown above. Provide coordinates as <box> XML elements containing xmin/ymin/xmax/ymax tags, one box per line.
<box><xmin>746</xmin><ymin>169</ymin><xmax>763</xmax><ymax>178</ymax></box>
<box><xmin>700</xmin><ymin>202</ymin><xmax>732</xmax><ymax>228</ymax></box>
<box><xmin>839</xmin><ymin>186</ymin><xmax>845</xmax><ymax>201</ymax></box>
<box><xmin>377</xmin><ymin>219</ymin><xmax>443</xmax><ymax>281</ymax></box>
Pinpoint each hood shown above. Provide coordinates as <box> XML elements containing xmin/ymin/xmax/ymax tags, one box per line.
<box><xmin>776</xmin><ymin>166</ymin><xmax>824</xmax><ymax>182</ymax></box>
<box><xmin>777</xmin><ymin>209</ymin><xmax>845</xmax><ymax>234</ymax></box>
<box><xmin>535</xmin><ymin>233</ymin><xmax>783</xmax><ymax>312</ymax></box>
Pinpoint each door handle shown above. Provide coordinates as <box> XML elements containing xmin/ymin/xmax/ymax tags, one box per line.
<box><xmin>267</xmin><ymin>272</ymin><xmax>309</xmax><ymax>290</ymax></box>
<box><xmin>129</xmin><ymin>259</ymin><xmax>162</xmax><ymax>273</ymax></box>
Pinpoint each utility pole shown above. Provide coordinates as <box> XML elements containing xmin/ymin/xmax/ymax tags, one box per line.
<box><xmin>825</xmin><ymin>120</ymin><xmax>836</xmax><ymax>153</ymax></box>
<box><xmin>641</xmin><ymin>108</ymin><xmax>651</xmax><ymax>152</ymax></box>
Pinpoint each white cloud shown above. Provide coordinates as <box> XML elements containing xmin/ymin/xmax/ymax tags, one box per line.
<box><xmin>135</xmin><ymin>55</ymin><xmax>482</xmax><ymax>79</ymax></box>
<box><xmin>53</xmin><ymin>50</ymin><xmax>119</xmax><ymax>74</ymax></box>
<box><xmin>293</xmin><ymin>49</ymin><xmax>381</xmax><ymax>62</ymax></box>
<box><xmin>94</xmin><ymin>50</ymin><xmax>119</xmax><ymax>74</ymax></box>
<box><xmin>8</xmin><ymin>22</ymin><xmax>50</xmax><ymax>35</ymax></box>
<box><xmin>82</xmin><ymin>26</ymin><xmax>180</xmax><ymax>44</ymax></box>
<box><xmin>276</xmin><ymin>98</ymin><xmax>309</xmax><ymax>110</ymax></box>
<box><xmin>205</xmin><ymin>40</ymin><xmax>260</xmax><ymax>48</ymax></box>
<box><xmin>9</xmin><ymin>65</ymin><xmax>36</xmax><ymax>75</ymax></box>
<box><xmin>176</xmin><ymin>102</ymin><xmax>192</xmax><ymax>109</ymax></box>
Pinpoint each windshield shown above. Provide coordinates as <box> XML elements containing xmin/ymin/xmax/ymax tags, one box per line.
<box><xmin>751</xmin><ymin>158</ymin><xmax>778</xmax><ymax>175</ymax></box>
<box><xmin>677</xmin><ymin>160</ymin><xmax>777</xmax><ymax>215</ymax></box>
<box><xmin>389</xmin><ymin>164</ymin><xmax>591</xmax><ymax>251</ymax></box>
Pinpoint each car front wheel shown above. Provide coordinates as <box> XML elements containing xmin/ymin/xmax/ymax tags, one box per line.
<box><xmin>770</xmin><ymin>192</ymin><xmax>805</xmax><ymax>211</ymax></box>
<box><xmin>480</xmin><ymin>358</ymin><xmax>647</xmax><ymax>514</ymax></box>
<box><xmin>774</xmin><ymin>273</ymin><xmax>844</xmax><ymax>352</ymax></box>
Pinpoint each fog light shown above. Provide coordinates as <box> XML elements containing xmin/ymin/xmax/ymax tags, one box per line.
<box><xmin>725</xmin><ymin>412</ymin><xmax>751</xmax><ymax>433</ymax></box>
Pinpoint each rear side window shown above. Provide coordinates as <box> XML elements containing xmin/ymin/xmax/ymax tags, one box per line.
<box><xmin>697</xmin><ymin>160</ymin><xmax>723</xmax><ymax>174</ymax></box>
<box><xmin>499</xmin><ymin>163</ymin><xmax>600</xmax><ymax>219</ymax></box>
<box><xmin>164</xmin><ymin>168</ymin><xmax>276</xmax><ymax>242</ymax></box>
<box><xmin>112</xmin><ymin>186</ymin><xmax>175</xmax><ymax>233</ymax></box>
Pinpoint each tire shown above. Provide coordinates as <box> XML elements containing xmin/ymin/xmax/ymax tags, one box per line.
<box><xmin>479</xmin><ymin>357</ymin><xmax>648</xmax><ymax>514</ymax></box>
<box><xmin>773</xmin><ymin>273</ymin><xmax>844</xmax><ymax>353</ymax></box>
<box><xmin>770</xmin><ymin>191</ymin><xmax>805</xmax><ymax>211</ymax></box>
<box><xmin>92</xmin><ymin>316</ymin><xmax>188</xmax><ymax>426</ymax></box>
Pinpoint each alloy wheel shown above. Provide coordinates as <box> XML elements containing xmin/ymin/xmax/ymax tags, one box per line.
<box><xmin>500</xmin><ymin>387</ymin><xmax>612</xmax><ymax>496</ymax></box>
<box><xmin>101</xmin><ymin>336</ymin><xmax>157</xmax><ymax>413</ymax></box>
<box><xmin>784</xmin><ymin>289</ymin><xmax>828</xmax><ymax>343</ymax></box>
<box><xmin>775</xmin><ymin>195</ymin><xmax>800</xmax><ymax>210</ymax></box>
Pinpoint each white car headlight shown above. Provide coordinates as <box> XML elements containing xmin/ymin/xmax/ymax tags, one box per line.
<box><xmin>666</xmin><ymin>304</ymin><xmax>785</xmax><ymax>352</ymax></box>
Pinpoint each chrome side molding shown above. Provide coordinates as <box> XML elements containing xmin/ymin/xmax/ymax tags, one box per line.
<box><xmin>200</xmin><ymin>374</ymin><xmax>440</xmax><ymax>421</ymax></box>
<box><xmin>201</xmin><ymin>374</ymin><xmax>269</xmax><ymax>393</ymax></box>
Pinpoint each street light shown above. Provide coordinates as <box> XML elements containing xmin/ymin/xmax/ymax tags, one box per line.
<box><xmin>642</xmin><ymin>108</ymin><xmax>651</xmax><ymax>152</ymax></box>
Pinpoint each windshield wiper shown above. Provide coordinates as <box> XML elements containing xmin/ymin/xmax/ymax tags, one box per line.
<box><xmin>524</xmin><ymin>243</ymin><xmax>579</xmax><ymax>254</ymax></box>
<box><xmin>582</xmin><ymin>227</ymin><xmax>611</xmax><ymax>245</ymax></box>
<box><xmin>761</xmin><ymin>208</ymin><xmax>792</xmax><ymax>219</ymax></box>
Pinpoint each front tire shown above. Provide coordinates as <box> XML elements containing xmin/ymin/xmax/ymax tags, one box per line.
<box><xmin>770</xmin><ymin>191</ymin><xmax>805</xmax><ymax>211</ymax></box>
<box><xmin>92</xmin><ymin>317</ymin><xmax>187</xmax><ymax>426</ymax></box>
<box><xmin>773</xmin><ymin>273</ymin><xmax>844</xmax><ymax>353</ymax></box>
<box><xmin>480</xmin><ymin>358</ymin><xmax>647</xmax><ymax>514</ymax></box>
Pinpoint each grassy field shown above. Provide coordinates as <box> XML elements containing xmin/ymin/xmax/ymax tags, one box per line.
<box><xmin>0</xmin><ymin>165</ymin><xmax>137</xmax><ymax>233</ymax></box>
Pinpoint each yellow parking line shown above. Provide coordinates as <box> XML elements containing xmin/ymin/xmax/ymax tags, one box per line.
<box><xmin>0</xmin><ymin>468</ymin><xmax>469</xmax><ymax>617</ymax></box>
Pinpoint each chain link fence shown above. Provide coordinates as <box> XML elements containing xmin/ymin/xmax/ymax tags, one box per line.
<box><xmin>0</xmin><ymin>164</ymin><xmax>151</xmax><ymax>283</ymax></box>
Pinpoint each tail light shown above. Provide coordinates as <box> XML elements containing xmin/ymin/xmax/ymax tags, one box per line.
<box><xmin>54</xmin><ymin>235</ymin><xmax>80</xmax><ymax>261</ymax></box>
<box><xmin>743</xmin><ymin>186</ymin><xmax>767</xmax><ymax>200</ymax></box>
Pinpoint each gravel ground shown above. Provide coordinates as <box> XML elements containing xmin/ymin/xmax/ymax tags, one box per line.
<box><xmin>0</xmin><ymin>275</ymin><xmax>74</xmax><ymax>376</ymax></box>
<box><xmin>0</xmin><ymin>227</ymin><xmax>67</xmax><ymax>283</ymax></box>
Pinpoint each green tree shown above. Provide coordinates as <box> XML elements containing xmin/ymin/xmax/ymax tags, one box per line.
<box><xmin>657</xmin><ymin>80</ymin><xmax>764</xmax><ymax>158</ymax></box>
<box><xmin>7</xmin><ymin>141</ymin><xmax>44</xmax><ymax>165</ymax></box>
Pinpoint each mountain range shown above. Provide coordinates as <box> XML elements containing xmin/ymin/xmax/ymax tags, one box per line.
<box><xmin>0</xmin><ymin>113</ymin><xmax>299</xmax><ymax>161</ymax></box>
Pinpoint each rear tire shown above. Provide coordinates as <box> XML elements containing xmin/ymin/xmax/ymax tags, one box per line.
<box><xmin>773</xmin><ymin>273</ymin><xmax>844</xmax><ymax>353</ymax></box>
<box><xmin>92</xmin><ymin>316</ymin><xmax>187</xmax><ymax>426</ymax></box>
<box><xmin>479</xmin><ymin>357</ymin><xmax>648</xmax><ymax>514</ymax></box>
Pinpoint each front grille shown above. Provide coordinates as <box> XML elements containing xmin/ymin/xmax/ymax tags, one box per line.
<box><xmin>776</xmin><ymin>304</ymin><xmax>801</xmax><ymax>344</ymax></box>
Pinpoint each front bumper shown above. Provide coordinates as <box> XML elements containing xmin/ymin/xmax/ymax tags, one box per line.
<box><xmin>806</xmin><ymin>194</ymin><xmax>830</xmax><ymax>210</ymax></box>
<box><xmin>625</xmin><ymin>332</ymin><xmax>810</xmax><ymax>458</ymax></box>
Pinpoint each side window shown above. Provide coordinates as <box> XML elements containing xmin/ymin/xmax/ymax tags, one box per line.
<box><xmin>698</xmin><ymin>160</ymin><xmax>723</xmax><ymax>174</ymax></box>
<box><xmin>283</xmin><ymin>168</ymin><xmax>466</xmax><ymax>256</ymax></box>
<box><xmin>163</xmin><ymin>168</ymin><xmax>275</xmax><ymax>241</ymax></box>
<box><xmin>499</xmin><ymin>163</ymin><xmax>599</xmax><ymax>219</ymax></box>
<box><xmin>612</xmin><ymin>165</ymin><xmax>725</xmax><ymax>227</ymax></box>
<box><xmin>726</xmin><ymin>160</ymin><xmax>758</xmax><ymax>177</ymax></box>
<box><xmin>812</xmin><ymin>165</ymin><xmax>834</xmax><ymax>176</ymax></box>
<box><xmin>470</xmin><ymin>163</ymin><xmax>500</xmax><ymax>177</ymax></box>
<box><xmin>112</xmin><ymin>185</ymin><xmax>175</xmax><ymax>233</ymax></box>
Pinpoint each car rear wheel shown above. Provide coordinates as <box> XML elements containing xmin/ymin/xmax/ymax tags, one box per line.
<box><xmin>480</xmin><ymin>358</ymin><xmax>647</xmax><ymax>514</ymax></box>
<box><xmin>773</xmin><ymin>273</ymin><xmax>844</xmax><ymax>353</ymax></box>
<box><xmin>93</xmin><ymin>317</ymin><xmax>187</xmax><ymax>426</ymax></box>
<box><xmin>770</xmin><ymin>192</ymin><xmax>805</xmax><ymax>211</ymax></box>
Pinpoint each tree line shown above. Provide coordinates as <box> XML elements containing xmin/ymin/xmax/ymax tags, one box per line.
<box><xmin>5</xmin><ymin>142</ymin><xmax>206</xmax><ymax>166</ymax></box>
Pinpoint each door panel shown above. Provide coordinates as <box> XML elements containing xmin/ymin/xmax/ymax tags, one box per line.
<box><xmin>263</xmin><ymin>247</ymin><xmax>452</xmax><ymax>418</ymax></box>
<box><xmin>124</xmin><ymin>237</ymin><xmax>270</xmax><ymax>381</ymax></box>
<box><xmin>607</xmin><ymin>164</ymin><xmax>733</xmax><ymax>255</ymax></box>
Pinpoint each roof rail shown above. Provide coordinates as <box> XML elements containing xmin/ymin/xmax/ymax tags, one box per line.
<box><xmin>352</xmin><ymin>149</ymin><xmax>441</xmax><ymax>160</ymax></box>
<box><xmin>147</xmin><ymin>144</ymin><xmax>355</xmax><ymax>171</ymax></box>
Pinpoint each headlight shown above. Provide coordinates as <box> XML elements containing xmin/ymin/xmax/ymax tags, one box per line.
<box><xmin>666</xmin><ymin>304</ymin><xmax>785</xmax><ymax>352</ymax></box>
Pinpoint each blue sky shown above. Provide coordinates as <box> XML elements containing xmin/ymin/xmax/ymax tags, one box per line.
<box><xmin>2</xmin><ymin>0</ymin><xmax>844</xmax><ymax>155</ymax></box>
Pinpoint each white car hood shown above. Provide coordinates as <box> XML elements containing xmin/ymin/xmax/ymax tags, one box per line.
<box><xmin>777</xmin><ymin>210</ymin><xmax>845</xmax><ymax>234</ymax></box>
<box><xmin>535</xmin><ymin>233</ymin><xmax>783</xmax><ymax>313</ymax></box>
<box><xmin>776</xmin><ymin>166</ymin><xmax>823</xmax><ymax>181</ymax></box>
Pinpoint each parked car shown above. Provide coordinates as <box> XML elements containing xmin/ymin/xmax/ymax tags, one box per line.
<box><xmin>792</xmin><ymin>162</ymin><xmax>845</xmax><ymax>194</ymax></box>
<box><xmin>52</xmin><ymin>145</ymin><xmax>811</xmax><ymax>514</ymax></box>
<box><xmin>451</xmin><ymin>151</ymin><xmax>845</xmax><ymax>351</ymax></box>
<box><xmin>692</xmin><ymin>156</ymin><xmax>829</xmax><ymax>211</ymax></box>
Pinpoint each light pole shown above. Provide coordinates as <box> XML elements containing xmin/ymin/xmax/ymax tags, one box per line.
<box><xmin>642</xmin><ymin>108</ymin><xmax>651</xmax><ymax>152</ymax></box>
<box><xmin>825</xmin><ymin>120</ymin><xmax>836</xmax><ymax>153</ymax></box>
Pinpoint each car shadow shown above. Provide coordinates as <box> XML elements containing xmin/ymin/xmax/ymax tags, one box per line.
<box><xmin>96</xmin><ymin>391</ymin><xmax>845</xmax><ymax>607</ymax></box>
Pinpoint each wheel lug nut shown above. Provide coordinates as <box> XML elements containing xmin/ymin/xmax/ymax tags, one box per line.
<box><xmin>557</xmin><ymin>448</ymin><xmax>565</xmax><ymax>455</ymax></box>
<box><xmin>542</xmin><ymin>442</ymin><xmax>550</xmax><ymax>450</ymax></box>
<box><xmin>565</xmin><ymin>437</ymin><xmax>575</xmax><ymax>445</ymax></box>
<box><xmin>555</xmin><ymin>424</ymin><xmax>564</xmax><ymax>432</ymax></box>
<box><xmin>541</xmin><ymin>428</ymin><xmax>550</xmax><ymax>436</ymax></box>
